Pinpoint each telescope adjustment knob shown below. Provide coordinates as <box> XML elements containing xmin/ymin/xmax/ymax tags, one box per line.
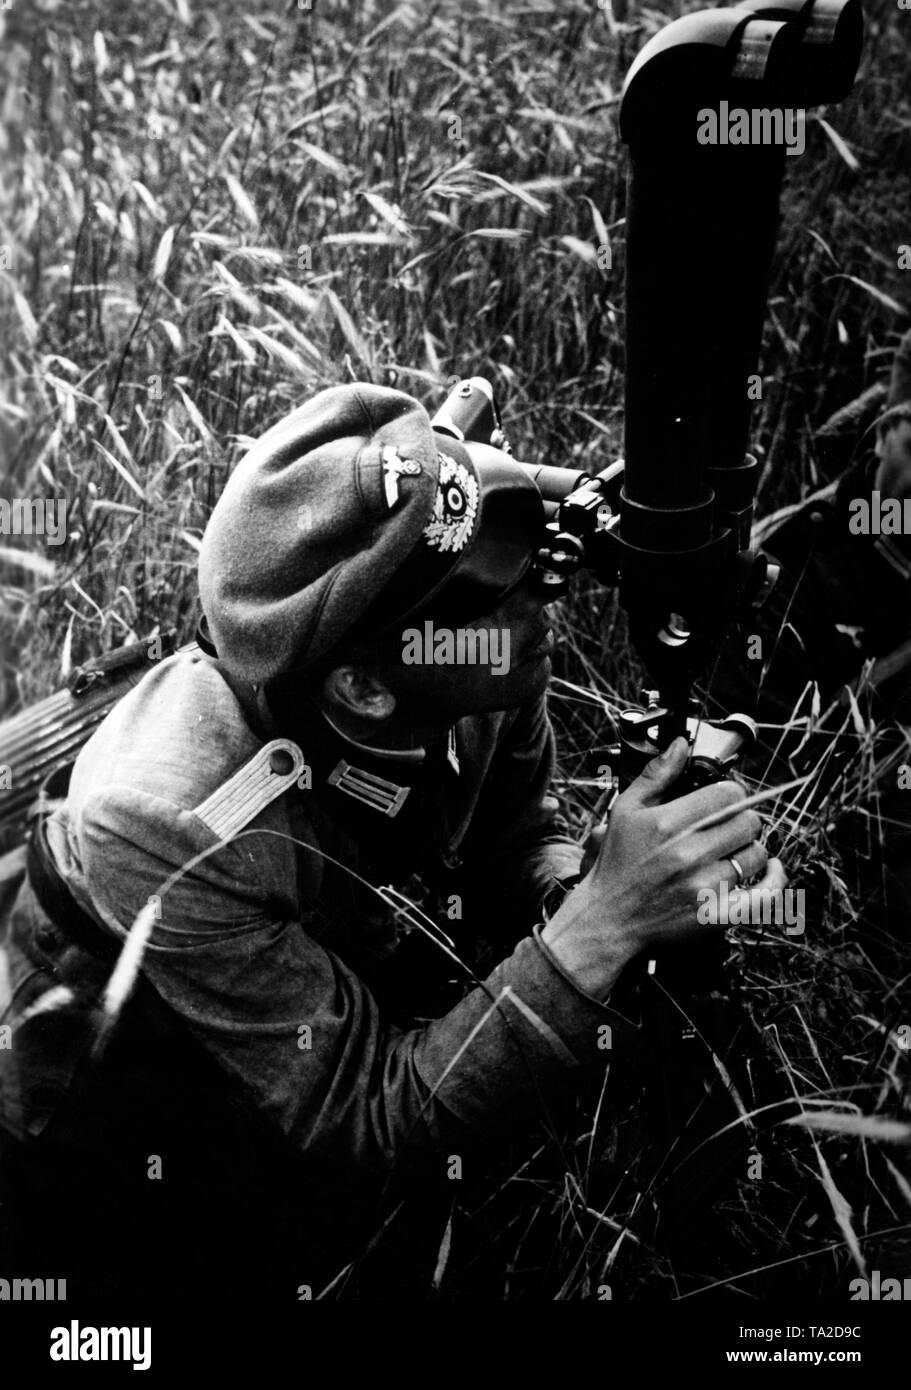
<box><xmin>536</xmin><ymin>524</ymin><xmax>585</xmax><ymax>593</ymax></box>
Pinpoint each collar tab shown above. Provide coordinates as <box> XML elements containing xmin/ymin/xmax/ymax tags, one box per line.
<box><xmin>327</xmin><ymin>760</ymin><xmax>411</xmax><ymax>817</ymax></box>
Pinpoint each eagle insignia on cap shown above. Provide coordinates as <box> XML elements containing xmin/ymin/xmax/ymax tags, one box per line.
<box><xmin>422</xmin><ymin>452</ymin><xmax>479</xmax><ymax>553</ymax></box>
<box><xmin>381</xmin><ymin>444</ymin><xmax>423</xmax><ymax>509</ymax></box>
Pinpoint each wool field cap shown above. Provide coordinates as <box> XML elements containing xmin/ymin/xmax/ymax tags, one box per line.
<box><xmin>198</xmin><ymin>383</ymin><xmax>543</xmax><ymax>682</ymax></box>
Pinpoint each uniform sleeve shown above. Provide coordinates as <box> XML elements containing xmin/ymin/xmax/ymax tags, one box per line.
<box><xmin>456</xmin><ymin>695</ymin><xmax>584</xmax><ymax>923</ymax></box>
<box><xmin>76</xmin><ymin>784</ymin><xmax>626</xmax><ymax>1186</ymax></box>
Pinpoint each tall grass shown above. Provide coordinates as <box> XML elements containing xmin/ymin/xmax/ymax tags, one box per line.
<box><xmin>1</xmin><ymin>0</ymin><xmax>909</xmax><ymax>1298</ymax></box>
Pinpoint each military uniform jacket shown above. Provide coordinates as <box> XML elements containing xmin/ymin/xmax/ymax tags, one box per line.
<box><xmin>0</xmin><ymin>651</ymin><xmax>628</xmax><ymax>1192</ymax></box>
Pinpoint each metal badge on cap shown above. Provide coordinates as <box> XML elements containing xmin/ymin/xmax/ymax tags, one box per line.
<box><xmin>381</xmin><ymin>444</ymin><xmax>422</xmax><ymax>509</ymax></box>
<box><xmin>422</xmin><ymin>451</ymin><xmax>479</xmax><ymax>553</ymax></box>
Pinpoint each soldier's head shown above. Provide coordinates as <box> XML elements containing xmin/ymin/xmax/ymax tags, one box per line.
<box><xmin>198</xmin><ymin>384</ymin><xmax>555</xmax><ymax>744</ymax></box>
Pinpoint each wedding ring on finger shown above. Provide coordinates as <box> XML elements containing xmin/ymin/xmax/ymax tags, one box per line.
<box><xmin>720</xmin><ymin>841</ymin><xmax>768</xmax><ymax>890</ymax></box>
<box><xmin>727</xmin><ymin>855</ymin><xmax>745</xmax><ymax>886</ymax></box>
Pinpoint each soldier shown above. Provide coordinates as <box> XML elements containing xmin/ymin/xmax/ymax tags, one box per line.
<box><xmin>709</xmin><ymin>328</ymin><xmax>911</xmax><ymax>730</ymax></box>
<box><xmin>0</xmin><ymin>384</ymin><xmax>780</xmax><ymax>1301</ymax></box>
<box><xmin>706</xmin><ymin>330</ymin><xmax>911</xmax><ymax>942</ymax></box>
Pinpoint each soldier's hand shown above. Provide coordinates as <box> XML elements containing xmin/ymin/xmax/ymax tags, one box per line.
<box><xmin>578</xmin><ymin>822</ymin><xmax>606</xmax><ymax>879</ymax></box>
<box><xmin>541</xmin><ymin>736</ymin><xmax>785</xmax><ymax>999</ymax></box>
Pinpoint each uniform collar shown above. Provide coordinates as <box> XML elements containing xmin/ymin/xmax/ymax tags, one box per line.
<box><xmin>318</xmin><ymin>708</ymin><xmax>427</xmax><ymax>765</ymax></box>
<box><xmin>267</xmin><ymin>695</ymin><xmax>456</xmax><ymax>822</ymax></box>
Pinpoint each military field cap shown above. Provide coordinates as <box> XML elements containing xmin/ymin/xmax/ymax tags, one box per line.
<box><xmin>198</xmin><ymin>383</ymin><xmax>542</xmax><ymax>682</ymax></box>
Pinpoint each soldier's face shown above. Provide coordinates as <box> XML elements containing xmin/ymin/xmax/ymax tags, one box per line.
<box><xmin>376</xmin><ymin>578</ymin><xmax>555</xmax><ymax>720</ymax></box>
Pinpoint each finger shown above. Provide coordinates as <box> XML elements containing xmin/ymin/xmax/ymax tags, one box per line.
<box><xmin>621</xmin><ymin>736</ymin><xmax>690</xmax><ymax>808</ymax></box>
<box><xmin>586</xmin><ymin>825</ymin><xmax>608</xmax><ymax>853</ymax></box>
<box><xmin>750</xmin><ymin>855</ymin><xmax>787</xmax><ymax>895</ymax></box>
<box><xmin>690</xmin><ymin>809</ymin><xmax>763</xmax><ymax>865</ymax></box>
<box><xmin>708</xmin><ymin>840</ymin><xmax>769</xmax><ymax>887</ymax></box>
<box><xmin>660</xmin><ymin>776</ymin><xmax>746</xmax><ymax>833</ymax></box>
<box><xmin>723</xmin><ymin>858</ymin><xmax>790</xmax><ymax>925</ymax></box>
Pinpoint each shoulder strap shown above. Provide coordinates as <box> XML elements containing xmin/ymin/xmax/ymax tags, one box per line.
<box><xmin>191</xmin><ymin>738</ymin><xmax>308</xmax><ymax>841</ymax></box>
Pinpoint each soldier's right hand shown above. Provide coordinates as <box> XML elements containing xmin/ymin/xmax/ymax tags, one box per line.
<box><xmin>540</xmin><ymin>736</ymin><xmax>785</xmax><ymax>999</ymax></box>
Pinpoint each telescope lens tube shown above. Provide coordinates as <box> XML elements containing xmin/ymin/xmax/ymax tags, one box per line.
<box><xmin>735</xmin><ymin>0</ymin><xmax>864</xmax><ymax>103</ymax></box>
<box><xmin>431</xmin><ymin>377</ymin><xmax>505</xmax><ymax>448</ymax></box>
<box><xmin>619</xmin><ymin>10</ymin><xmax>809</xmax><ymax>531</ymax></box>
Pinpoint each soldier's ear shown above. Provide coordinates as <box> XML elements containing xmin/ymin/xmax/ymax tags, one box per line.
<box><xmin>320</xmin><ymin>665</ymin><xmax>397</xmax><ymax>724</ymax></box>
